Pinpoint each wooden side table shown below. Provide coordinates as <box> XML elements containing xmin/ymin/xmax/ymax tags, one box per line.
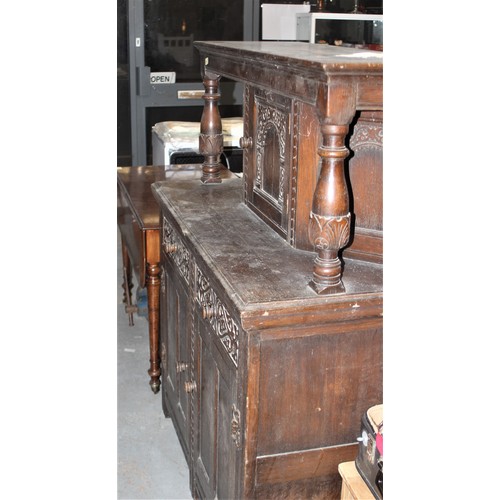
<box><xmin>117</xmin><ymin>166</ymin><xmax>163</xmax><ymax>393</ymax></box>
<box><xmin>338</xmin><ymin>461</ymin><xmax>376</xmax><ymax>500</ymax></box>
<box><xmin>117</xmin><ymin>165</ymin><xmax>205</xmax><ymax>393</ymax></box>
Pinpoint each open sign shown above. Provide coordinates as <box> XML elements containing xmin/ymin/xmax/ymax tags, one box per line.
<box><xmin>150</xmin><ymin>72</ymin><xmax>176</xmax><ymax>84</ymax></box>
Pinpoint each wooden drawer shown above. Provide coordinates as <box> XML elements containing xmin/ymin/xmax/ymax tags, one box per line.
<box><xmin>194</xmin><ymin>263</ymin><xmax>240</xmax><ymax>369</ymax></box>
<box><xmin>117</xmin><ymin>191</ymin><xmax>145</xmax><ymax>286</ymax></box>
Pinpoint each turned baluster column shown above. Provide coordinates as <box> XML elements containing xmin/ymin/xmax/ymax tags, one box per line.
<box><xmin>308</xmin><ymin>122</ymin><xmax>351</xmax><ymax>294</ymax></box>
<box><xmin>199</xmin><ymin>70</ymin><xmax>224</xmax><ymax>184</ymax></box>
<box><xmin>308</xmin><ymin>78</ymin><xmax>358</xmax><ymax>294</ymax></box>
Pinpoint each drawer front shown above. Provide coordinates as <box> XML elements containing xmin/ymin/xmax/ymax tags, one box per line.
<box><xmin>118</xmin><ymin>204</ymin><xmax>144</xmax><ymax>286</ymax></box>
<box><xmin>162</xmin><ymin>216</ymin><xmax>191</xmax><ymax>286</ymax></box>
<box><xmin>194</xmin><ymin>264</ymin><xmax>240</xmax><ymax>369</ymax></box>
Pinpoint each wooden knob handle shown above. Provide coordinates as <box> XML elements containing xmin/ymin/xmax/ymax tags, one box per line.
<box><xmin>164</xmin><ymin>243</ymin><xmax>178</xmax><ymax>253</ymax></box>
<box><xmin>202</xmin><ymin>306</ymin><xmax>214</xmax><ymax>319</ymax></box>
<box><xmin>239</xmin><ymin>136</ymin><xmax>252</xmax><ymax>149</ymax></box>
<box><xmin>176</xmin><ymin>362</ymin><xmax>188</xmax><ymax>373</ymax></box>
<box><xmin>184</xmin><ymin>381</ymin><xmax>197</xmax><ymax>393</ymax></box>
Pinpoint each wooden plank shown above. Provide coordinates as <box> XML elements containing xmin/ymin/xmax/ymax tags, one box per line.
<box><xmin>339</xmin><ymin>461</ymin><xmax>375</xmax><ymax>500</ymax></box>
<box><xmin>256</xmin><ymin>444</ymin><xmax>357</xmax><ymax>484</ymax></box>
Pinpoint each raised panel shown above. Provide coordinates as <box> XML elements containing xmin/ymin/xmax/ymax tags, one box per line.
<box><xmin>193</xmin><ymin>311</ymin><xmax>240</xmax><ymax>500</ymax></box>
<box><xmin>343</xmin><ymin>111</ymin><xmax>383</xmax><ymax>263</ymax></box>
<box><xmin>161</xmin><ymin>258</ymin><xmax>191</xmax><ymax>460</ymax></box>
<box><xmin>216</xmin><ymin>372</ymin><xmax>239</xmax><ymax>500</ymax></box>
<box><xmin>256</xmin><ymin>323</ymin><xmax>382</xmax><ymax>456</ymax></box>
<box><xmin>197</xmin><ymin>331</ymin><xmax>218</xmax><ymax>498</ymax></box>
<box><xmin>244</xmin><ymin>87</ymin><xmax>292</xmax><ymax>239</ymax></box>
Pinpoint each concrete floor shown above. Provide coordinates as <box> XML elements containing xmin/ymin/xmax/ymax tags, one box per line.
<box><xmin>117</xmin><ymin>236</ymin><xmax>191</xmax><ymax>500</ymax></box>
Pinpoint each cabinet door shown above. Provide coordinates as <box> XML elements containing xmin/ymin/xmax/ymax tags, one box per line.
<box><xmin>243</xmin><ymin>85</ymin><xmax>320</xmax><ymax>251</ymax></box>
<box><xmin>160</xmin><ymin>257</ymin><xmax>191</xmax><ymax>461</ymax></box>
<box><xmin>192</xmin><ymin>313</ymin><xmax>241</xmax><ymax>500</ymax></box>
<box><xmin>244</xmin><ymin>85</ymin><xmax>292</xmax><ymax>241</ymax></box>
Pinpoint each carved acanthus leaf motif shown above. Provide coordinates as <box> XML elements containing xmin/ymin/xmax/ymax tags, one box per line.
<box><xmin>199</xmin><ymin>133</ymin><xmax>224</xmax><ymax>152</ymax></box>
<box><xmin>308</xmin><ymin>212</ymin><xmax>351</xmax><ymax>252</ymax></box>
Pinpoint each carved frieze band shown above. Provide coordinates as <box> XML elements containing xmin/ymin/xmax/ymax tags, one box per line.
<box><xmin>350</xmin><ymin>121</ymin><xmax>383</xmax><ymax>151</ymax></box>
<box><xmin>195</xmin><ymin>265</ymin><xmax>239</xmax><ymax>367</ymax></box>
<box><xmin>255</xmin><ymin>94</ymin><xmax>287</xmax><ymax>206</ymax></box>
<box><xmin>162</xmin><ymin>217</ymin><xmax>190</xmax><ymax>285</ymax></box>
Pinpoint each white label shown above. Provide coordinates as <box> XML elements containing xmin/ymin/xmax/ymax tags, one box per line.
<box><xmin>150</xmin><ymin>72</ymin><xmax>176</xmax><ymax>84</ymax></box>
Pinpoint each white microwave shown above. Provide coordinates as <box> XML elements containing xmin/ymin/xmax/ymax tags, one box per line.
<box><xmin>296</xmin><ymin>12</ymin><xmax>383</xmax><ymax>47</ymax></box>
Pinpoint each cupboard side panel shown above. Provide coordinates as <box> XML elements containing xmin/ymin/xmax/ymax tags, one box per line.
<box><xmin>256</xmin><ymin>322</ymin><xmax>382</xmax><ymax>455</ymax></box>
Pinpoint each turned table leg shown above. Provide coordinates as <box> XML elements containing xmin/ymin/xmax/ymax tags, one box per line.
<box><xmin>199</xmin><ymin>71</ymin><xmax>223</xmax><ymax>184</ymax></box>
<box><xmin>121</xmin><ymin>235</ymin><xmax>135</xmax><ymax>325</ymax></box>
<box><xmin>146</xmin><ymin>262</ymin><xmax>161</xmax><ymax>393</ymax></box>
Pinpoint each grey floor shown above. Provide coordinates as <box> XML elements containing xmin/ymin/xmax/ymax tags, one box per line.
<box><xmin>117</xmin><ymin>234</ymin><xmax>191</xmax><ymax>500</ymax></box>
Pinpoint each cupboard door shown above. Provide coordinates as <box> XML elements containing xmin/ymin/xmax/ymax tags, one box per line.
<box><xmin>192</xmin><ymin>313</ymin><xmax>241</xmax><ymax>500</ymax></box>
<box><xmin>242</xmin><ymin>86</ymin><xmax>321</xmax><ymax>251</ymax></box>
<box><xmin>160</xmin><ymin>257</ymin><xmax>191</xmax><ymax>461</ymax></box>
<box><xmin>243</xmin><ymin>86</ymin><xmax>292</xmax><ymax>242</ymax></box>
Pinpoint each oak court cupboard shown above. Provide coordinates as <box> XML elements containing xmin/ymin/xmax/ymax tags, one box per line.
<box><xmin>151</xmin><ymin>41</ymin><xmax>383</xmax><ymax>499</ymax></box>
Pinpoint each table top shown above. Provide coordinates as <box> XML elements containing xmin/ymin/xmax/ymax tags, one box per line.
<box><xmin>194</xmin><ymin>41</ymin><xmax>383</xmax><ymax>75</ymax></box>
<box><xmin>194</xmin><ymin>41</ymin><xmax>382</xmax><ymax>111</ymax></box>
<box><xmin>117</xmin><ymin>165</ymin><xmax>237</xmax><ymax>230</ymax></box>
<box><xmin>117</xmin><ymin>166</ymin><xmax>170</xmax><ymax>230</ymax></box>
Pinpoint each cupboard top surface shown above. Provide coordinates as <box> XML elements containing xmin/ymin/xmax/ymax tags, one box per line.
<box><xmin>194</xmin><ymin>41</ymin><xmax>383</xmax><ymax>75</ymax></box>
<box><xmin>152</xmin><ymin>176</ymin><xmax>382</xmax><ymax>311</ymax></box>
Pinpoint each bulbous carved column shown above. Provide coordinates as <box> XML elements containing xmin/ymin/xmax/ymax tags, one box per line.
<box><xmin>308</xmin><ymin>123</ymin><xmax>351</xmax><ymax>294</ymax></box>
<box><xmin>147</xmin><ymin>262</ymin><xmax>162</xmax><ymax>393</ymax></box>
<box><xmin>199</xmin><ymin>72</ymin><xmax>223</xmax><ymax>184</ymax></box>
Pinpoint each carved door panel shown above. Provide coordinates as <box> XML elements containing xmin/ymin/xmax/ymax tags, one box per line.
<box><xmin>244</xmin><ymin>85</ymin><xmax>293</xmax><ymax>242</ymax></box>
<box><xmin>192</xmin><ymin>313</ymin><xmax>241</xmax><ymax>500</ymax></box>
<box><xmin>160</xmin><ymin>256</ymin><xmax>191</xmax><ymax>460</ymax></box>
